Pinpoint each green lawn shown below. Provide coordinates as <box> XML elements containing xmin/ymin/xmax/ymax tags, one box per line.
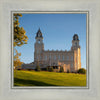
<box><xmin>14</xmin><ymin>70</ymin><xmax>86</xmax><ymax>86</ymax></box>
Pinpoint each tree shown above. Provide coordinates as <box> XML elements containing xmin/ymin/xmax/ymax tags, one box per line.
<box><xmin>13</xmin><ymin>13</ymin><xmax>28</xmax><ymax>69</ymax></box>
<box><xmin>60</xmin><ymin>67</ymin><xmax>64</xmax><ymax>72</ymax></box>
<box><xmin>77</xmin><ymin>68</ymin><xmax>86</xmax><ymax>74</ymax></box>
<box><xmin>46</xmin><ymin>67</ymin><xmax>49</xmax><ymax>71</ymax></box>
<box><xmin>14</xmin><ymin>13</ymin><xmax>28</xmax><ymax>47</ymax></box>
<box><xmin>36</xmin><ymin>61</ymin><xmax>41</xmax><ymax>71</ymax></box>
<box><xmin>67</xmin><ymin>69</ymin><xmax>70</xmax><ymax>73</ymax></box>
<box><xmin>14</xmin><ymin>49</ymin><xmax>23</xmax><ymax>69</ymax></box>
<box><xmin>49</xmin><ymin>67</ymin><xmax>54</xmax><ymax>72</ymax></box>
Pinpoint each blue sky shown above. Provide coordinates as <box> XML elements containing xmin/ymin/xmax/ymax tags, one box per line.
<box><xmin>15</xmin><ymin>13</ymin><xmax>86</xmax><ymax>69</ymax></box>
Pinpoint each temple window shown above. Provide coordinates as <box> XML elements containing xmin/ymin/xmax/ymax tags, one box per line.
<box><xmin>45</xmin><ymin>55</ymin><xmax>47</xmax><ymax>60</ymax></box>
<box><xmin>58</xmin><ymin>55</ymin><xmax>60</xmax><ymax>60</ymax></box>
<box><xmin>71</xmin><ymin>56</ymin><xmax>73</xmax><ymax>61</ymax></box>
<box><xmin>54</xmin><ymin>55</ymin><xmax>56</xmax><ymax>60</ymax></box>
<box><xmin>71</xmin><ymin>63</ymin><xmax>73</xmax><ymax>68</ymax></box>
<box><xmin>62</xmin><ymin>55</ymin><xmax>64</xmax><ymax>60</ymax></box>
<box><xmin>67</xmin><ymin>56</ymin><xmax>69</xmax><ymax>60</ymax></box>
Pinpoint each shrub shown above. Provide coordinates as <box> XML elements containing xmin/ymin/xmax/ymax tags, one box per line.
<box><xmin>49</xmin><ymin>67</ymin><xmax>54</xmax><ymax>72</ymax></box>
<box><xmin>60</xmin><ymin>67</ymin><xmax>64</xmax><ymax>72</ymax></box>
<box><xmin>46</xmin><ymin>67</ymin><xmax>49</xmax><ymax>71</ymax></box>
<box><xmin>27</xmin><ymin>69</ymin><xmax>33</xmax><ymax>71</ymax></box>
<box><xmin>17</xmin><ymin>69</ymin><xmax>21</xmax><ymax>70</ymax></box>
<box><xmin>78</xmin><ymin>68</ymin><xmax>86</xmax><ymax>74</ymax></box>
<box><xmin>67</xmin><ymin>69</ymin><xmax>70</xmax><ymax>73</ymax></box>
<box><xmin>36</xmin><ymin>65</ymin><xmax>41</xmax><ymax>71</ymax></box>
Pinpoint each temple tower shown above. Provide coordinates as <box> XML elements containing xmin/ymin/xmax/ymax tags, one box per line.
<box><xmin>34</xmin><ymin>28</ymin><xmax>44</xmax><ymax>62</ymax></box>
<box><xmin>71</xmin><ymin>34</ymin><xmax>81</xmax><ymax>72</ymax></box>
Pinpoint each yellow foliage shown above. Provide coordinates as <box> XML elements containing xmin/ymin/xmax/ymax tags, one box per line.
<box><xmin>14</xmin><ymin>13</ymin><xmax>28</xmax><ymax>47</ymax></box>
<box><xmin>24</xmin><ymin>40</ymin><xmax>27</xmax><ymax>42</ymax></box>
<box><xmin>14</xmin><ymin>49</ymin><xmax>23</xmax><ymax>68</ymax></box>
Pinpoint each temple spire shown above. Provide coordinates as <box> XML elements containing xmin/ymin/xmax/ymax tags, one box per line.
<box><xmin>35</xmin><ymin>28</ymin><xmax>43</xmax><ymax>39</ymax></box>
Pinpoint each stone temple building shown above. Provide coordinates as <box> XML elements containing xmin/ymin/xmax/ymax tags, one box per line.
<box><xmin>21</xmin><ymin>28</ymin><xmax>81</xmax><ymax>72</ymax></box>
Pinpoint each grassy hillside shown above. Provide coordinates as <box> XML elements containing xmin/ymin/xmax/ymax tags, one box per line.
<box><xmin>14</xmin><ymin>70</ymin><xmax>86</xmax><ymax>86</ymax></box>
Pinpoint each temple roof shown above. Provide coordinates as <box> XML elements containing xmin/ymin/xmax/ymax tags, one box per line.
<box><xmin>35</xmin><ymin>28</ymin><xmax>43</xmax><ymax>38</ymax></box>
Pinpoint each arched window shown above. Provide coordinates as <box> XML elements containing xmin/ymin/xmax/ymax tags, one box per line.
<box><xmin>37</xmin><ymin>50</ymin><xmax>38</xmax><ymax>53</ymax></box>
<box><xmin>37</xmin><ymin>56</ymin><xmax>38</xmax><ymax>60</ymax></box>
<box><xmin>67</xmin><ymin>56</ymin><xmax>69</xmax><ymax>60</ymax></box>
<box><xmin>58</xmin><ymin>55</ymin><xmax>60</xmax><ymax>60</ymax></box>
<box><xmin>38</xmin><ymin>39</ymin><xmax>40</xmax><ymax>44</ymax></box>
<box><xmin>40</xmin><ymin>56</ymin><xmax>41</xmax><ymax>60</ymax></box>
<box><xmin>54</xmin><ymin>55</ymin><xmax>56</xmax><ymax>60</ymax></box>
<box><xmin>49</xmin><ymin>54</ymin><xmax>51</xmax><ymax>59</ymax></box>
<box><xmin>62</xmin><ymin>55</ymin><xmax>64</xmax><ymax>60</ymax></box>
<box><xmin>71</xmin><ymin>56</ymin><xmax>73</xmax><ymax>61</ymax></box>
<box><xmin>71</xmin><ymin>63</ymin><xmax>73</xmax><ymax>68</ymax></box>
<box><xmin>45</xmin><ymin>55</ymin><xmax>47</xmax><ymax>60</ymax></box>
<box><xmin>75</xmin><ymin>42</ymin><xmax>77</xmax><ymax>46</ymax></box>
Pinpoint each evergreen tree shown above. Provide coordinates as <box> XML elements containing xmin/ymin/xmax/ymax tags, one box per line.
<box><xmin>46</xmin><ymin>67</ymin><xmax>49</xmax><ymax>71</ymax></box>
<box><xmin>60</xmin><ymin>67</ymin><xmax>64</xmax><ymax>72</ymax></box>
<box><xmin>49</xmin><ymin>67</ymin><xmax>54</xmax><ymax>72</ymax></box>
<box><xmin>67</xmin><ymin>69</ymin><xmax>70</xmax><ymax>73</ymax></box>
<box><xmin>36</xmin><ymin>61</ymin><xmax>41</xmax><ymax>71</ymax></box>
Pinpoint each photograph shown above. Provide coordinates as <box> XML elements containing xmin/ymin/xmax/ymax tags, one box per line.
<box><xmin>13</xmin><ymin>12</ymin><xmax>87</xmax><ymax>87</ymax></box>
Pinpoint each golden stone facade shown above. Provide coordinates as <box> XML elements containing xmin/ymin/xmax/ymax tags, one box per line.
<box><xmin>34</xmin><ymin>29</ymin><xmax>81</xmax><ymax>72</ymax></box>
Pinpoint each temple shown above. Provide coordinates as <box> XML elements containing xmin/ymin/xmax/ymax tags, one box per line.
<box><xmin>21</xmin><ymin>28</ymin><xmax>81</xmax><ymax>72</ymax></box>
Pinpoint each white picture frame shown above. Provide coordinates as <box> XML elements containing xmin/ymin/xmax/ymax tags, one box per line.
<box><xmin>0</xmin><ymin>0</ymin><xmax>100</xmax><ymax>100</ymax></box>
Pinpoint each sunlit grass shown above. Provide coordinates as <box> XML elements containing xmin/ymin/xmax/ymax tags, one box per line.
<box><xmin>14</xmin><ymin>70</ymin><xmax>86</xmax><ymax>86</ymax></box>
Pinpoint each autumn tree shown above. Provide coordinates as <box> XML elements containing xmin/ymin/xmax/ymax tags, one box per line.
<box><xmin>14</xmin><ymin>49</ymin><xmax>23</xmax><ymax>69</ymax></box>
<box><xmin>13</xmin><ymin>13</ymin><xmax>28</xmax><ymax>69</ymax></box>
<box><xmin>14</xmin><ymin>13</ymin><xmax>28</xmax><ymax>47</ymax></box>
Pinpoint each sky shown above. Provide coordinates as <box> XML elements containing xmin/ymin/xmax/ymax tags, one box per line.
<box><xmin>15</xmin><ymin>13</ymin><xmax>86</xmax><ymax>69</ymax></box>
